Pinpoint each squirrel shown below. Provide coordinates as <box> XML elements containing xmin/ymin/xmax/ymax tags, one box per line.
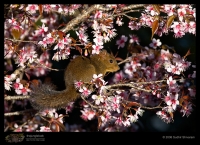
<box><xmin>30</xmin><ymin>49</ymin><xmax>120</xmax><ymax>110</ymax></box>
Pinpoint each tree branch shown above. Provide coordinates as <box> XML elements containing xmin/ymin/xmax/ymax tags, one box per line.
<box><xmin>4</xmin><ymin>109</ymin><xmax>36</xmax><ymax>116</ymax></box>
<box><xmin>122</xmin><ymin>100</ymin><xmax>163</xmax><ymax>110</ymax></box>
<box><xmin>80</xmin><ymin>95</ymin><xmax>99</xmax><ymax>109</ymax></box>
<box><xmin>104</xmin><ymin>83</ymin><xmax>152</xmax><ymax>93</ymax></box>
<box><xmin>4</xmin><ymin>95</ymin><xmax>30</xmax><ymax>101</ymax></box>
<box><xmin>34</xmin><ymin>59</ymin><xmax>60</xmax><ymax>71</ymax></box>
<box><xmin>60</xmin><ymin>4</ymin><xmax>145</xmax><ymax>34</ymax></box>
<box><xmin>118</xmin><ymin>57</ymin><xmax>131</xmax><ymax>65</ymax></box>
<box><xmin>5</xmin><ymin>38</ymin><xmax>38</xmax><ymax>44</ymax></box>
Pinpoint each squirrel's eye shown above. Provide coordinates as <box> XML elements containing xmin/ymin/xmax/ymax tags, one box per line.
<box><xmin>109</xmin><ymin>59</ymin><xmax>113</xmax><ymax>63</ymax></box>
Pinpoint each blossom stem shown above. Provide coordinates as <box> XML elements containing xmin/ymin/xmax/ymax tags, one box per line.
<box><xmin>80</xmin><ymin>95</ymin><xmax>99</xmax><ymax>109</ymax></box>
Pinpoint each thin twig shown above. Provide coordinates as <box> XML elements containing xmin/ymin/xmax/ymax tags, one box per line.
<box><xmin>4</xmin><ymin>38</ymin><xmax>38</xmax><ymax>44</ymax></box>
<box><xmin>118</xmin><ymin>57</ymin><xmax>131</xmax><ymax>65</ymax></box>
<box><xmin>104</xmin><ymin>83</ymin><xmax>152</xmax><ymax>93</ymax></box>
<box><xmin>130</xmin><ymin>79</ymin><xmax>167</xmax><ymax>85</ymax></box>
<box><xmin>35</xmin><ymin>59</ymin><xmax>60</xmax><ymax>71</ymax></box>
<box><xmin>122</xmin><ymin>100</ymin><xmax>163</xmax><ymax>110</ymax></box>
<box><xmin>4</xmin><ymin>126</ymin><xmax>10</xmax><ymax>132</ymax></box>
<box><xmin>122</xmin><ymin>13</ymin><xmax>138</xmax><ymax>20</ymax></box>
<box><xmin>120</xmin><ymin>4</ymin><xmax>145</xmax><ymax>11</ymax></box>
<box><xmin>139</xmin><ymin>104</ymin><xmax>162</xmax><ymax>110</ymax></box>
<box><xmin>80</xmin><ymin>95</ymin><xmax>99</xmax><ymax>109</ymax></box>
<box><xmin>4</xmin><ymin>109</ymin><xmax>36</xmax><ymax>116</ymax></box>
<box><xmin>4</xmin><ymin>95</ymin><xmax>30</xmax><ymax>101</ymax></box>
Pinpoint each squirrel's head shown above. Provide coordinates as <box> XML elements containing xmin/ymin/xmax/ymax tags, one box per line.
<box><xmin>93</xmin><ymin>49</ymin><xmax>120</xmax><ymax>75</ymax></box>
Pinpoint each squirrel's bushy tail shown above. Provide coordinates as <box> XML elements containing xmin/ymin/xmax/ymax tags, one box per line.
<box><xmin>30</xmin><ymin>83</ymin><xmax>78</xmax><ymax>110</ymax></box>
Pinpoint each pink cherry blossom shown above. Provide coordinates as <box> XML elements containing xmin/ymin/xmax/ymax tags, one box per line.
<box><xmin>92</xmin><ymin>45</ymin><xmax>103</xmax><ymax>54</ymax></box>
<box><xmin>26</xmin><ymin>4</ymin><xmax>38</xmax><ymax>14</ymax></box>
<box><xmin>122</xmin><ymin>118</ymin><xmax>131</xmax><ymax>127</ymax></box>
<box><xmin>92</xmin><ymin>20</ymin><xmax>100</xmax><ymax>31</ymax></box>
<box><xmin>163</xmin><ymin>106</ymin><xmax>174</xmax><ymax>113</ymax></box>
<box><xmin>63</xmin><ymin>34</ymin><xmax>72</xmax><ymax>45</ymax></box>
<box><xmin>94</xmin><ymin>10</ymin><xmax>103</xmax><ymax>19</ymax></box>
<box><xmin>191</xmin><ymin>71</ymin><xmax>196</xmax><ymax>78</ymax></box>
<box><xmin>35</xmin><ymin>23</ymin><xmax>48</xmax><ymax>37</ymax></box>
<box><xmin>128</xmin><ymin>114</ymin><xmax>138</xmax><ymax>123</ymax></box>
<box><xmin>188</xmin><ymin>88</ymin><xmax>196</xmax><ymax>97</ymax></box>
<box><xmin>76</xmin><ymin>30</ymin><xmax>89</xmax><ymax>44</ymax></box>
<box><xmin>189</xmin><ymin>21</ymin><xmax>196</xmax><ymax>35</ymax></box>
<box><xmin>174</xmin><ymin>31</ymin><xmax>185</xmax><ymax>38</ymax></box>
<box><xmin>13</xmin><ymin>78</ymin><xmax>23</xmax><ymax>89</ymax></box>
<box><xmin>24</xmin><ymin>122</ymin><xmax>38</xmax><ymax>132</ymax></box>
<box><xmin>14</xmin><ymin>123</ymin><xmax>22</xmax><ymax>132</ymax></box>
<box><xmin>145</xmin><ymin>5</ymin><xmax>158</xmax><ymax>16</ymax></box>
<box><xmin>52</xmin><ymin>52</ymin><xmax>61</xmax><ymax>61</ymax></box>
<box><xmin>100</xmin><ymin>23</ymin><xmax>112</xmax><ymax>32</ymax></box>
<box><xmin>79</xmin><ymin>86</ymin><xmax>91</xmax><ymax>97</ymax></box>
<box><xmin>81</xmin><ymin>108</ymin><xmax>96</xmax><ymax>121</ymax></box>
<box><xmin>149</xmin><ymin>38</ymin><xmax>162</xmax><ymax>49</ymax></box>
<box><xmin>21</xmin><ymin>87</ymin><xmax>31</xmax><ymax>95</ymax></box>
<box><xmin>106</xmin><ymin>29</ymin><xmax>117</xmax><ymax>39</ymax></box>
<box><xmin>114</xmin><ymin>116</ymin><xmax>123</xmax><ymax>126</ymax></box>
<box><xmin>4</xmin><ymin>76</ymin><xmax>12</xmax><ymax>91</ymax></box>
<box><xmin>167</xmin><ymin>76</ymin><xmax>176</xmax><ymax>87</ymax></box>
<box><xmin>43</xmin><ymin>4</ymin><xmax>57</xmax><ymax>13</ymax></box>
<box><xmin>164</xmin><ymin>92</ymin><xmax>179</xmax><ymax>110</ymax></box>
<box><xmin>60</xmin><ymin>47</ymin><xmax>71</xmax><ymax>60</ymax></box>
<box><xmin>136</xmin><ymin>107</ymin><xmax>145</xmax><ymax>116</ymax></box>
<box><xmin>92</xmin><ymin>74</ymin><xmax>106</xmax><ymax>87</ymax></box>
<box><xmin>156</xmin><ymin>110</ymin><xmax>173</xmax><ymax>123</ymax></box>
<box><xmin>93</xmin><ymin>35</ymin><xmax>104</xmax><ymax>46</ymax></box>
<box><xmin>113</xmin><ymin>71</ymin><xmax>124</xmax><ymax>83</ymax></box>
<box><xmin>99</xmin><ymin>111</ymin><xmax>111</xmax><ymax>124</ymax></box>
<box><xmin>116</xmin><ymin>17</ymin><xmax>124</xmax><ymax>26</ymax></box>
<box><xmin>40</xmin><ymin>108</ymin><xmax>57</xmax><ymax>117</ymax></box>
<box><xmin>65</xmin><ymin>102</ymin><xmax>74</xmax><ymax>114</ymax></box>
<box><xmin>159</xmin><ymin>49</ymin><xmax>172</xmax><ymax>61</ymax></box>
<box><xmin>74</xmin><ymin>80</ymin><xmax>83</xmax><ymax>89</ymax></box>
<box><xmin>128</xmin><ymin>21</ymin><xmax>141</xmax><ymax>30</ymax></box>
<box><xmin>46</xmin><ymin>33</ymin><xmax>55</xmax><ymax>44</ymax></box>
<box><xmin>177</xmin><ymin>8</ymin><xmax>186</xmax><ymax>22</ymax></box>
<box><xmin>162</xmin><ymin>4</ymin><xmax>176</xmax><ymax>16</ymax></box>
<box><xmin>39</xmin><ymin>126</ymin><xmax>52</xmax><ymax>132</ymax></box>
<box><xmin>54</xmin><ymin>39</ymin><xmax>65</xmax><ymax>50</ymax></box>
<box><xmin>180</xmin><ymin>103</ymin><xmax>193</xmax><ymax>117</ymax></box>
<box><xmin>129</xmin><ymin>34</ymin><xmax>140</xmax><ymax>44</ymax></box>
<box><xmin>38</xmin><ymin>38</ymin><xmax>48</xmax><ymax>48</ymax></box>
<box><xmin>92</xmin><ymin>94</ymin><xmax>104</xmax><ymax>105</ymax></box>
<box><xmin>116</xmin><ymin>35</ymin><xmax>128</xmax><ymax>49</ymax></box>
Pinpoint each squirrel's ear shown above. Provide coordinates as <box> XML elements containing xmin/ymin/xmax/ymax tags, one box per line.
<box><xmin>100</xmin><ymin>49</ymin><xmax>107</xmax><ymax>55</ymax></box>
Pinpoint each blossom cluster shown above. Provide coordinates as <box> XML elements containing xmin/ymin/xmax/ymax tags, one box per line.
<box><xmin>129</xmin><ymin>4</ymin><xmax>196</xmax><ymax>38</ymax></box>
